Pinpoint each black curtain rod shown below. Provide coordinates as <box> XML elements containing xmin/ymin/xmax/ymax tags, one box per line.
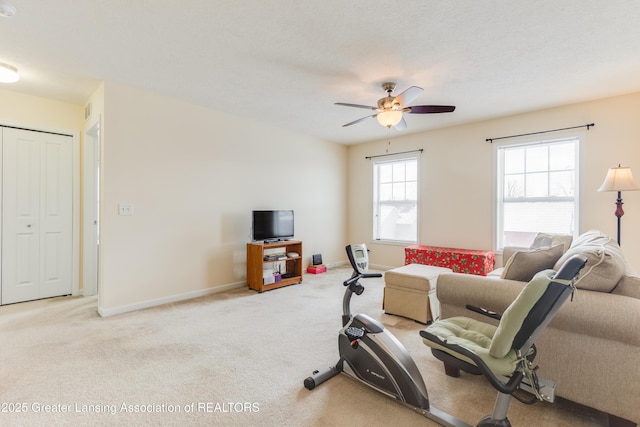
<box><xmin>365</xmin><ymin>149</ymin><xmax>423</xmax><ymax>160</ymax></box>
<box><xmin>486</xmin><ymin>123</ymin><xmax>595</xmax><ymax>143</ymax></box>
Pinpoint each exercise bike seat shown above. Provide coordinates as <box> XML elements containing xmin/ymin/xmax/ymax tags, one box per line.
<box><xmin>420</xmin><ymin>255</ymin><xmax>587</xmax><ymax>396</ymax></box>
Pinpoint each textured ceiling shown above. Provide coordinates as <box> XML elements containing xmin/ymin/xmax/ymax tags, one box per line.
<box><xmin>1</xmin><ymin>0</ymin><xmax>640</xmax><ymax>144</ymax></box>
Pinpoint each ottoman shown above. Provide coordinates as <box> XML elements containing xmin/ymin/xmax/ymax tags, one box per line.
<box><xmin>383</xmin><ymin>264</ymin><xmax>452</xmax><ymax>324</ymax></box>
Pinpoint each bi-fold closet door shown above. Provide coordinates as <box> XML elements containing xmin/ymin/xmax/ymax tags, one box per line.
<box><xmin>1</xmin><ymin>126</ymin><xmax>73</xmax><ymax>305</ymax></box>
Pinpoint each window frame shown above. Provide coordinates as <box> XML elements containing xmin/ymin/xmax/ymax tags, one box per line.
<box><xmin>494</xmin><ymin>135</ymin><xmax>581</xmax><ymax>251</ymax></box>
<box><xmin>372</xmin><ymin>153</ymin><xmax>420</xmax><ymax>244</ymax></box>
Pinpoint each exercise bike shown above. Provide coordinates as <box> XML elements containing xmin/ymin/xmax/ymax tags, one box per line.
<box><xmin>304</xmin><ymin>243</ymin><xmax>587</xmax><ymax>427</ymax></box>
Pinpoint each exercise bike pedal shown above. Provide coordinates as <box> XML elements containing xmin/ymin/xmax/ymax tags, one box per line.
<box><xmin>345</xmin><ymin>326</ymin><xmax>364</xmax><ymax>340</ymax></box>
<box><xmin>345</xmin><ymin>326</ymin><xmax>365</xmax><ymax>348</ymax></box>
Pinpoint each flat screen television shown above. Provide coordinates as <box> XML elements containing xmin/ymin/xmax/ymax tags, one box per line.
<box><xmin>252</xmin><ymin>210</ymin><xmax>294</xmax><ymax>242</ymax></box>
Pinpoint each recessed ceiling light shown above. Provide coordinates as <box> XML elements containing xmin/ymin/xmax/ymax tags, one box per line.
<box><xmin>0</xmin><ymin>1</ymin><xmax>16</xmax><ymax>18</ymax></box>
<box><xmin>0</xmin><ymin>62</ymin><xmax>19</xmax><ymax>83</ymax></box>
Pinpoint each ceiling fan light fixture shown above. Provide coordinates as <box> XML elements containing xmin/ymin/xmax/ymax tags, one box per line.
<box><xmin>336</xmin><ymin>82</ymin><xmax>455</xmax><ymax>129</ymax></box>
<box><xmin>0</xmin><ymin>62</ymin><xmax>19</xmax><ymax>83</ymax></box>
<box><xmin>0</xmin><ymin>1</ymin><xmax>16</xmax><ymax>18</ymax></box>
<box><xmin>376</xmin><ymin>110</ymin><xmax>403</xmax><ymax>128</ymax></box>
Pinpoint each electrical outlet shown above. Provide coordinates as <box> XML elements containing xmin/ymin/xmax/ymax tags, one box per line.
<box><xmin>118</xmin><ymin>203</ymin><xmax>134</xmax><ymax>216</ymax></box>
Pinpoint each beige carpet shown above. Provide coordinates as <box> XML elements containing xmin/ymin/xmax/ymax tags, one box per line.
<box><xmin>0</xmin><ymin>267</ymin><xmax>608</xmax><ymax>426</ymax></box>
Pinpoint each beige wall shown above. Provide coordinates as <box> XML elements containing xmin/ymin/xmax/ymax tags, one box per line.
<box><xmin>3</xmin><ymin>84</ymin><xmax>639</xmax><ymax>314</ymax></box>
<box><xmin>0</xmin><ymin>87</ymin><xmax>83</xmax><ymax>131</ymax></box>
<box><xmin>97</xmin><ymin>81</ymin><xmax>348</xmax><ymax>314</ymax></box>
<box><xmin>348</xmin><ymin>91</ymin><xmax>640</xmax><ymax>271</ymax></box>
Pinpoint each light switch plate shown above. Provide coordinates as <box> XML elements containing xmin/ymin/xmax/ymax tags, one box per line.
<box><xmin>119</xmin><ymin>203</ymin><xmax>134</xmax><ymax>216</ymax></box>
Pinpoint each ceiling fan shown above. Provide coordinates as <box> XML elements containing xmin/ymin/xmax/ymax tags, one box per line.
<box><xmin>335</xmin><ymin>82</ymin><xmax>455</xmax><ymax>129</ymax></box>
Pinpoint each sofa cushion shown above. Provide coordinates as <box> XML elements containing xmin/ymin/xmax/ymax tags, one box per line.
<box><xmin>612</xmin><ymin>274</ymin><xmax>640</xmax><ymax>299</ymax></box>
<box><xmin>553</xmin><ymin>230</ymin><xmax>625</xmax><ymax>292</ymax></box>
<box><xmin>501</xmin><ymin>244</ymin><xmax>564</xmax><ymax>282</ymax></box>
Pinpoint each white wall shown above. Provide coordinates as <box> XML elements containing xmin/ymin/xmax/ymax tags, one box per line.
<box><xmin>348</xmin><ymin>91</ymin><xmax>640</xmax><ymax>271</ymax></box>
<box><xmin>97</xmin><ymin>81</ymin><xmax>348</xmax><ymax>314</ymax></box>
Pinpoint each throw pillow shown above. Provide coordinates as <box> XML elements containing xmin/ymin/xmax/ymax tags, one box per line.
<box><xmin>531</xmin><ymin>233</ymin><xmax>573</xmax><ymax>253</ymax></box>
<box><xmin>501</xmin><ymin>244</ymin><xmax>564</xmax><ymax>282</ymax></box>
<box><xmin>530</xmin><ymin>235</ymin><xmax>552</xmax><ymax>248</ymax></box>
<box><xmin>553</xmin><ymin>230</ymin><xmax>625</xmax><ymax>292</ymax></box>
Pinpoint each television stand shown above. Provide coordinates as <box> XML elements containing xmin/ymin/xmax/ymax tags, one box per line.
<box><xmin>246</xmin><ymin>240</ymin><xmax>303</xmax><ymax>292</ymax></box>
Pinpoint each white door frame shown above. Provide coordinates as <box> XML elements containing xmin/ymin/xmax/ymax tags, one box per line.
<box><xmin>0</xmin><ymin>120</ymin><xmax>80</xmax><ymax>298</ymax></box>
<box><xmin>82</xmin><ymin>118</ymin><xmax>100</xmax><ymax>296</ymax></box>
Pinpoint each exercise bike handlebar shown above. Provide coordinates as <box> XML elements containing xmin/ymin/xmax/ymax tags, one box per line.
<box><xmin>343</xmin><ymin>272</ymin><xmax>382</xmax><ymax>287</ymax></box>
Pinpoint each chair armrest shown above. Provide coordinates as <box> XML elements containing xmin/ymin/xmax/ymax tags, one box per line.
<box><xmin>465</xmin><ymin>304</ymin><xmax>502</xmax><ymax>321</ymax></box>
<box><xmin>437</xmin><ymin>273</ymin><xmax>526</xmax><ymax>319</ymax></box>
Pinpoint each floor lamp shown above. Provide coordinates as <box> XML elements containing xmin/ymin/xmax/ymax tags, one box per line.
<box><xmin>597</xmin><ymin>164</ymin><xmax>640</xmax><ymax>245</ymax></box>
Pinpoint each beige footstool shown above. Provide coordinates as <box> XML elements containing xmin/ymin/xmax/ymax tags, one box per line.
<box><xmin>383</xmin><ymin>264</ymin><xmax>452</xmax><ymax>324</ymax></box>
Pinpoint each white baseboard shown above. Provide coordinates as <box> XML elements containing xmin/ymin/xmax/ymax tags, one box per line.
<box><xmin>326</xmin><ymin>260</ymin><xmax>348</xmax><ymax>268</ymax></box>
<box><xmin>97</xmin><ymin>281</ymin><xmax>247</xmax><ymax>318</ymax></box>
<box><xmin>97</xmin><ymin>261</ymin><xmax>390</xmax><ymax>317</ymax></box>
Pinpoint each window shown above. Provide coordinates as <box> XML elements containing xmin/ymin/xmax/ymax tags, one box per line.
<box><xmin>373</xmin><ymin>155</ymin><xmax>419</xmax><ymax>243</ymax></box>
<box><xmin>496</xmin><ymin>137</ymin><xmax>579</xmax><ymax>250</ymax></box>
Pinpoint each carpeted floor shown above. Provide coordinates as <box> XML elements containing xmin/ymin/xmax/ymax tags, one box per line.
<box><xmin>0</xmin><ymin>267</ymin><xmax>609</xmax><ymax>426</ymax></box>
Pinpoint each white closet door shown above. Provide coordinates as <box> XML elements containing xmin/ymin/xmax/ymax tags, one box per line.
<box><xmin>2</xmin><ymin>128</ymin><xmax>73</xmax><ymax>305</ymax></box>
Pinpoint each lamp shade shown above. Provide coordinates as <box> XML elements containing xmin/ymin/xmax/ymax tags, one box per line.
<box><xmin>0</xmin><ymin>62</ymin><xmax>19</xmax><ymax>83</ymax></box>
<box><xmin>376</xmin><ymin>110</ymin><xmax>403</xmax><ymax>128</ymax></box>
<box><xmin>598</xmin><ymin>165</ymin><xmax>640</xmax><ymax>192</ymax></box>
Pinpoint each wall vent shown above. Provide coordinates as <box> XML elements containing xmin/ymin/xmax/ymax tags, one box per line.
<box><xmin>84</xmin><ymin>102</ymin><xmax>92</xmax><ymax>120</ymax></box>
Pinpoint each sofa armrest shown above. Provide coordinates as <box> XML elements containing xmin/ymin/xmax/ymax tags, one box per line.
<box><xmin>437</xmin><ymin>273</ymin><xmax>525</xmax><ymax>318</ymax></box>
<box><xmin>437</xmin><ymin>273</ymin><xmax>640</xmax><ymax>346</ymax></box>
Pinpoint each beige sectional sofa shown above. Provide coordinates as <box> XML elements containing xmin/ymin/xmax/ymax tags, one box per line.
<box><xmin>435</xmin><ymin>230</ymin><xmax>640</xmax><ymax>425</ymax></box>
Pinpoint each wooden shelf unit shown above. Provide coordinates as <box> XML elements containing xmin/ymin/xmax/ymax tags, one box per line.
<box><xmin>246</xmin><ymin>240</ymin><xmax>303</xmax><ymax>292</ymax></box>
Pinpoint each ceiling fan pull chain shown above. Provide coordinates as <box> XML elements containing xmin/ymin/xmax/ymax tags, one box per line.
<box><xmin>386</xmin><ymin>129</ymin><xmax>392</xmax><ymax>153</ymax></box>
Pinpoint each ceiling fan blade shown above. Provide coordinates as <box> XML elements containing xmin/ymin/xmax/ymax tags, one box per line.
<box><xmin>394</xmin><ymin>116</ymin><xmax>407</xmax><ymax>130</ymax></box>
<box><xmin>335</xmin><ymin>102</ymin><xmax>377</xmax><ymax>110</ymax></box>
<box><xmin>342</xmin><ymin>114</ymin><xmax>376</xmax><ymax>127</ymax></box>
<box><xmin>407</xmin><ymin>105</ymin><xmax>456</xmax><ymax>114</ymax></box>
<box><xmin>393</xmin><ymin>86</ymin><xmax>423</xmax><ymax>107</ymax></box>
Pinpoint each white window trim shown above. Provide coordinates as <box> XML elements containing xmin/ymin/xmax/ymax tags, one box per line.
<box><xmin>372</xmin><ymin>153</ymin><xmax>420</xmax><ymax>244</ymax></box>
<box><xmin>492</xmin><ymin>132</ymin><xmax>583</xmax><ymax>252</ymax></box>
